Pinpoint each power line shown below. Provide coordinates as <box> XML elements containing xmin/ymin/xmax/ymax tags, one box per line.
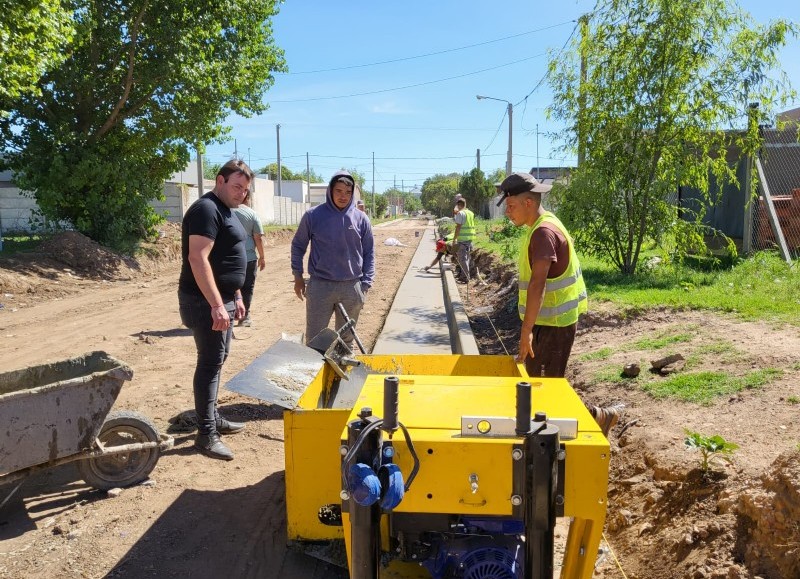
<box><xmin>270</xmin><ymin>52</ymin><xmax>548</xmax><ymax>103</ymax></box>
<box><xmin>282</xmin><ymin>21</ymin><xmax>576</xmax><ymax>74</ymax></box>
<box><xmin>482</xmin><ymin>109</ymin><xmax>509</xmax><ymax>155</ymax></box>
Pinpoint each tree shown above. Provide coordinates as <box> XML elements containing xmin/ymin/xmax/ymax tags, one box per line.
<box><xmin>457</xmin><ymin>167</ymin><xmax>493</xmax><ymax>211</ymax></box>
<box><xmin>0</xmin><ymin>0</ymin><xmax>286</xmax><ymax>250</ymax></box>
<box><xmin>257</xmin><ymin>163</ymin><xmax>303</xmax><ymax>181</ymax></box>
<box><xmin>0</xmin><ymin>0</ymin><xmax>73</xmax><ymax>111</ymax></box>
<box><xmin>548</xmin><ymin>0</ymin><xmax>796</xmax><ymax>274</ymax></box>
<box><xmin>420</xmin><ymin>173</ymin><xmax>460</xmax><ymax>216</ymax></box>
<box><xmin>203</xmin><ymin>160</ymin><xmax>222</xmax><ymax>181</ymax></box>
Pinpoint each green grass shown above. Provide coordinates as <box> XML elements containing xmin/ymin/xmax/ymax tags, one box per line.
<box><xmin>582</xmin><ymin>251</ymin><xmax>800</xmax><ymax>324</ymax></box>
<box><xmin>627</xmin><ymin>331</ymin><xmax>694</xmax><ymax>351</ymax></box>
<box><xmin>591</xmin><ymin>364</ymin><xmax>635</xmax><ymax>385</ymax></box>
<box><xmin>473</xmin><ymin>220</ymin><xmax>800</xmax><ymax>324</ymax></box>
<box><xmin>578</xmin><ymin>347</ymin><xmax>614</xmax><ymax>361</ymax></box>
<box><xmin>640</xmin><ymin>368</ymin><xmax>783</xmax><ymax>404</ymax></box>
<box><xmin>788</xmin><ymin>396</ymin><xmax>799</xmax><ymax>405</ymax></box>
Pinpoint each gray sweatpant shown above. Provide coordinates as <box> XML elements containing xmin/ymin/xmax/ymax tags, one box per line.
<box><xmin>305</xmin><ymin>277</ymin><xmax>366</xmax><ymax>347</ymax></box>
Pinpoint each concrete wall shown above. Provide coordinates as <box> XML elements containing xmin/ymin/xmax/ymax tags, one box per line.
<box><xmin>0</xmin><ymin>171</ymin><xmax>311</xmax><ymax>234</ymax></box>
<box><xmin>0</xmin><ymin>185</ymin><xmax>39</xmax><ymax>233</ymax></box>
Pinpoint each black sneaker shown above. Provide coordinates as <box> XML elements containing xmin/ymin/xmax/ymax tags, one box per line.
<box><xmin>216</xmin><ymin>418</ymin><xmax>246</xmax><ymax>435</ymax></box>
<box><xmin>194</xmin><ymin>433</ymin><xmax>234</xmax><ymax>460</ymax></box>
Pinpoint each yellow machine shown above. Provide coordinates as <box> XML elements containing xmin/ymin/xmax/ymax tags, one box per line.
<box><xmin>228</xmin><ymin>334</ymin><xmax>609</xmax><ymax>579</ymax></box>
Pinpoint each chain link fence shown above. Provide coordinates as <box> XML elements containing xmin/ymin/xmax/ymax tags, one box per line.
<box><xmin>750</xmin><ymin>126</ymin><xmax>800</xmax><ymax>260</ymax></box>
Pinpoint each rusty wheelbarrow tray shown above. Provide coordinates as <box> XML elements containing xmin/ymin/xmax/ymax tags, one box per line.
<box><xmin>0</xmin><ymin>351</ymin><xmax>173</xmax><ymax>507</ymax></box>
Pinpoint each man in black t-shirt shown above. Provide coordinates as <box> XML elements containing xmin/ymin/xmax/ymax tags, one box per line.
<box><xmin>179</xmin><ymin>159</ymin><xmax>253</xmax><ymax>461</ymax></box>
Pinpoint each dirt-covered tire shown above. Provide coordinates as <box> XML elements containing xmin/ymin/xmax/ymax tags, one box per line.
<box><xmin>77</xmin><ymin>410</ymin><xmax>161</xmax><ymax>490</ymax></box>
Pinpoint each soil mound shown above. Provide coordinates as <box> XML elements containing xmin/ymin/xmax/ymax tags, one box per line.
<box><xmin>39</xmin><ymin>231</ymin><xmax>135</xmax><ymax>277</ymax></box>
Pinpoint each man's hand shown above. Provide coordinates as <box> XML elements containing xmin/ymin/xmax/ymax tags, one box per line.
<box><xmin>294</xmin><ymin>276</ymin><xmax>306</xmax><ymax>300</ymax></box>
<box><xmin>516</xmin><ymin>325</ymin><xmax>534</xmax><ymax>363</ymax></box>
<box><xmin>234</xmin><ymin>296</ymin><xmax>246</xmax><ymax>320</ymax></box>
<box><xmin>210</xmin><ymin>305</ymin><xmax>231</xmax><ymax>331</ymax></box>
<box><xmin>258</xmin><ymin>256</ymin><xmax>266</xmax><ymax>271</ymax></box>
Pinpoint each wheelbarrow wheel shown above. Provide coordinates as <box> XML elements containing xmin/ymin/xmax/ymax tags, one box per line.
<box><xmin>78</xmin><ymin>410</ymin><xmax>161</xmax><ymax>490</ymax></box>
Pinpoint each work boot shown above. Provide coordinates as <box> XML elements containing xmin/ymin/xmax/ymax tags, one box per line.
<box><xmin>590</xmin><ymin>404</ymin><xmax>625</xmax><ymax>437</ymax></box>
<box><xmin>240</xmin><ymin>315</ymin><xmax>252</xmax><ymax>328</ymax></box>
<box><xmin>216</xmin><ymin>418</ymin><xmax>246</xmax><ymax>435</ymax></box>
<box><xmin>194</xmin><ymin>433</ymin><xmax>234</xmax><ymax>461</ymax></box>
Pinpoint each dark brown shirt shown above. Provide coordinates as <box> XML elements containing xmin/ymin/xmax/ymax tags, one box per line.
<box><xmin>528</xmin><ymin>221</ymin><xmax>569</xmax><ymax>279</ymax></box>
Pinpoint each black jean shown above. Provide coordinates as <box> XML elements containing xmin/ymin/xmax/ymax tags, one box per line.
<box><xmin>241</xmin><ymin>259</ymin><xmax>257</xmax><ymax>316</ymax></box>
<box><xmin>178</xmin><ymin>292</ymin><xmax>234</xmax><ymax>435</ymax></box>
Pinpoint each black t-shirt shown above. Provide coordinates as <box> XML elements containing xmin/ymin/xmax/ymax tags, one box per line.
<box><xmin>179</xmin><ymin>192</ymin><xmax>247</xmax><ymax>301</ymax></box>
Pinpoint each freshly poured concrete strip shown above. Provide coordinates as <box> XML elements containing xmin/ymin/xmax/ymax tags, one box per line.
<box><xmin>372</xmin><ymin>224</ymin><xmax>479</xmax><ymax>355</ymax></box>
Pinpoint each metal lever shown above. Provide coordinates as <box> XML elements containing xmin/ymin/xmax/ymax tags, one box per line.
<box><xmin>336</xmin><ymin>302</ymin><xmax>366</xmax><ymax>353</ymax></box>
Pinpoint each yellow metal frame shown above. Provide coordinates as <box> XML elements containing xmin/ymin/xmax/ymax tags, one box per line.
<box><xmin>283</xmin><ymin>354</ymin><xmax>609</xmax><ymax>578</ymax></box>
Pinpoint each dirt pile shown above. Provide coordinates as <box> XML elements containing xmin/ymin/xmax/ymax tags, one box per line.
<box><xmin>39</xmin><ymin>231</ymin><xmax>137</xmax><ymax>277</ymax></box>
<box><xmin>736</xmin><ymin>450</ymin><xmax>800</xmax><ymax>578</ymax></box>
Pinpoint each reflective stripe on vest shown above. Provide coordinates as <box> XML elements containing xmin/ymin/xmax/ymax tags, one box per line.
<box><xmin>517</xmin><ymin>212</ymin><xmax>587</xmax><ymax>326</ymax></box>
<box><xmin>457</xmin><ymin>209</ymin><xmax>476</xmax><ymax>242</ymax></box>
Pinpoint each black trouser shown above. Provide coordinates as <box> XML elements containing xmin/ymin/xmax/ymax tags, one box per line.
<box><xmin>524</xmin><ymin>323</ymin><xmax>577</xmax><ymax>378</ymax></box>
<box><xmin>179</xmin><ymin>292</ymin><xmax>234</xmax><ymax>435</ymax></box>
<box><xmin>241</xmin><ymin>260</ymin><xmax>257</xmax><ymax>317</ymax></box>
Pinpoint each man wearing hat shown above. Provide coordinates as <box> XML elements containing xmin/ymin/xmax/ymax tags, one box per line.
<box><xmin>452</xmin><ymin>197</ymin><xmax>475</xmax><ymax>283</ymax></box>
<box><xmin>356</xmin><ymin>199</ymin><xmax>367</xmax><ymax>214</ymax></box>
<box><xmin>497</xmin><ymin>172</ymin><xmax>620</xmax><ymax>435</ymax></box>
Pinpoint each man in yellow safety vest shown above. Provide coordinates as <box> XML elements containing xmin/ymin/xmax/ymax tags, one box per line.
<box><xmin>497</xmin><ymin>172</ymin><xmax>622</xmax><ymax>436</ymax></box>
<box><xmin>453</xmin><ymin>198</ymin><xmax>475</xmax><ymax>283</ymax></box>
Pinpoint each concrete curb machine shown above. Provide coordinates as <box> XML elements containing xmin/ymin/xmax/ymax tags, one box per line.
<box><xmin>226</xmin><ymin>318</ymin><xmax>609</xmax><ymax>579</ymax></box>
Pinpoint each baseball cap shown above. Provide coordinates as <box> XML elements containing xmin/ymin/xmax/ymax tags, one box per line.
<box><xmin>356</xmin><ymin>199</ymin><xmax>365</xmax><ymax>207</ymax></box>
<box><xmin>496</xmin><ymin>172</ymin><xmax>552</xmax><ymax>206</ymax></box>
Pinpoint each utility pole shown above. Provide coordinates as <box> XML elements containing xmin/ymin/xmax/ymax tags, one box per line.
<box><xmin>276</xmin><ymin>124</ymin><xmax>282</xmax><ymax>197</ymax></box>
<box><xmin>506</xmin><ymin>102</ymin><xmax>513</xmax><ymax>176</ymax></box>
<box><xmin>196</xmin><ymin>147</ymin><xmax>204</xmax><ymax>199</ymax></box>
<box><xmin>248</xmin><ymin>147</ymin><xmax>251</xmax><ymax>169</ymax></box>
<box><xmin>476</xmin><ymin>148</ymin><xmax>481</xmax><ymax>171</ymax></box>
<box><xmin>235</xmin><ymin>139</ymin><xmax>238</xmax><ymax>160</ymax></box>
<box><xmin>536</xmin><ymin>124</ymin><xmax>540</xmax><ymax>179</ymax></box>
<box><xmin>578</xmin><ymin>13</ymin><xmax>589</xmax><ymax>167</ymax></box>
<box><xmin>372</xmin><ymin>152</ymin><xmax>375</xmax><ymax>216</ymax></box>
<box><xmin>306</xmin><ymin>152</ymin><xmax>311</xmax><ymax>203</ymax></box>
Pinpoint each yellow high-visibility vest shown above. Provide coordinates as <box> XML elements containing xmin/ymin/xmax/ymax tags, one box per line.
<box><xmin>457</xmin><ymin>208</ymin><xmax>476</xmax><ymax>242</ymax></box>
<box><xmin>518</xmin><ymin>212</ymin><xmax>587</xmax><ymax>326</ymax></box>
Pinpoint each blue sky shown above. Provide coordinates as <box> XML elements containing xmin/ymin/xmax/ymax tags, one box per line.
<box><xmin>203</xmin><ymin>0</ymin><xmax>800</xmax><ymax>194</ymax></box>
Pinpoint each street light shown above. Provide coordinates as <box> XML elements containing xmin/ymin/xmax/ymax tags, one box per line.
<box><xmin>477</xmin><ymin>95</ymin><xmax>513</xmax><ymax>176</ymax></box>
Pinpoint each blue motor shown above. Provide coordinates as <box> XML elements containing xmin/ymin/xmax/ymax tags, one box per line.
<box><xmin>419</xmin><ymin>518</ymin><xmax>524</xmax><ymax>579</ymax></box>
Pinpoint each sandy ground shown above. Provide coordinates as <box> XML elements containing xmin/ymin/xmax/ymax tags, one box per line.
<box><xmin>0</xmin><ymin>219</ymin><xmax>425</xmax><ymax>579</ymax></box>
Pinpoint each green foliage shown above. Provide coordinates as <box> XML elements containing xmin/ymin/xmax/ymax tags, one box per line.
<box><xmin>642</xmin><ymin>368</ymin><xmax>782</xmax><ymax>404</ymax></box>
<box><xmin>203</xmin><ymin>162</ymin><xmax>222</xmax><ymax>181</ymax></box>
<box><xmin>787</xmin><ymin>396</ymin><xmax>799</xmax><ymax>405</ymax></box>
<box><xmin>257</xmin><ymin>163</ymin><xmax>324</xmax><ymax>183</ymax></box>
<box><xmin>0</xmin><ymin>233</ymin><xmax>45</xmax><ymax>256</ymax></box>
<box><xmin>483</xmin><ymin>217</ymin><xmax>525</xmax><ymax>261</ymax></box>
<box><xmin>457</xmin><ymin>168</ymin><xmax>493</xmax><ymax>209</ymax></box>
<box><xmin>684</xmin><ymin>430</ymin><xmax>739</xmax><ymax>473</ymax></box>
<box><xmin>420</xmin><ymin>173</ymin><xmax>460</xmax><ymax>216</ymax></box>
<box><xmin>0</xmin><ymin>0</ymin><xmax>286</xmax><ymax>250</ymax></box>
<box><xmin>548</xmin><ymin>0</ymin><xmax>797</xmax><ymax>274</ymax></box>
<box><xmin>0</xmin><ymin>0</ymin><xmax>73</xmax><ymax>110</ymax></box>
<box><xmin>383</xmin><ymin>188</ymin><xmax>421</xmax><ymax>214</ymax></box>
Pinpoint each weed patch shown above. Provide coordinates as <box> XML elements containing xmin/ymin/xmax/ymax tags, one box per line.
<box><xmin>641</xmin><ymin>368</ymin><xmax>783</xmax><ymax>404</ymax></box>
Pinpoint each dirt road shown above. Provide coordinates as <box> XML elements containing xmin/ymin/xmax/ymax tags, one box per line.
<box><xmin>0</xmin><ymin>220</ymin><xmax>425</xmax><ymax>579</ymax></box>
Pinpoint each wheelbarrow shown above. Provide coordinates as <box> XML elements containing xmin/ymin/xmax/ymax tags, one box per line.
<box><xmin>0</xmin><ymin>351</ymin><xmax>174</xmax><ymax>508</ymax></box>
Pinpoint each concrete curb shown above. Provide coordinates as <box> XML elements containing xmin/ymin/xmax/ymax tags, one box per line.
<box><xmin>440</xmin><ymin>262</ymin><xmax>480</xmax><ymax>355</ymax></box>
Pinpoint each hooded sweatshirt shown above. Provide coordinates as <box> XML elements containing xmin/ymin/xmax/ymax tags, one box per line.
<box><xmin>291</xmin><ymin>171</ymin><xmax>375</xmax><ymax>288</ymax></box>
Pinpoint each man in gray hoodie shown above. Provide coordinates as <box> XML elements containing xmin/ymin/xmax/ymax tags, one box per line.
<box><xmin>291</xmin><ymin>171</ymin><xmax>375</xmax><ymax>347</ymax></box>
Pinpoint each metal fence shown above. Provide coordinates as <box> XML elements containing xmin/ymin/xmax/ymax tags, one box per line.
<box><xmin>750</xmin><ymin>126</ymin><xmax>800</xmax><ymax>260</ymax></box>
